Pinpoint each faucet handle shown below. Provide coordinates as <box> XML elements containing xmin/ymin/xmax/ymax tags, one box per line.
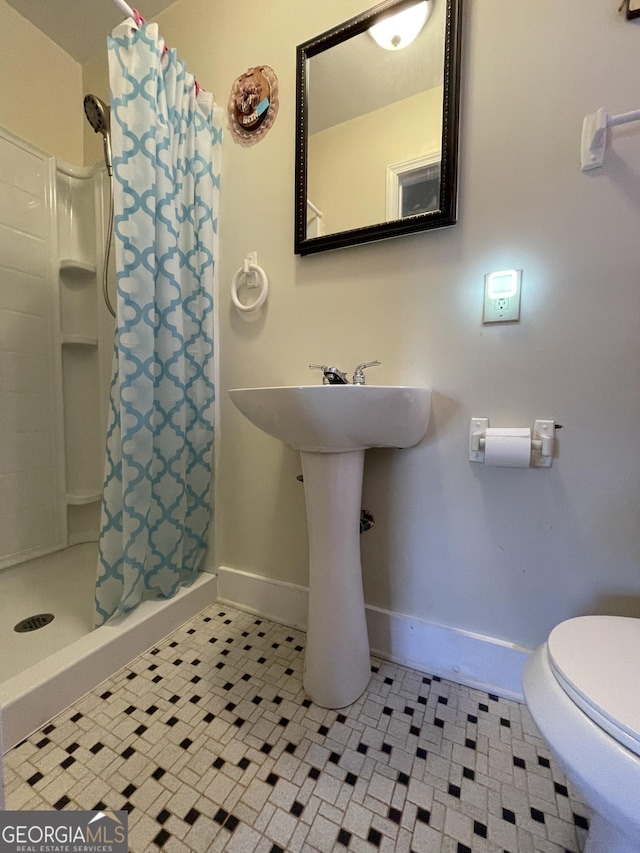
<box><xmin>352</xmin><ymin>360</ymin><xmax>381</xmax><ymax>385</ymax></box>
<box><xmin>309</xmin><ymin>363</ymin><xmax>328</xmax><ymax>384</ymax></box>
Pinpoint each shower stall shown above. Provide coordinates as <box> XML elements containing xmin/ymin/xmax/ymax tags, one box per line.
<box><xmin>0</xmin><ymin>120</ymin><xmax>216</xmax><ymax>750</ymax></box>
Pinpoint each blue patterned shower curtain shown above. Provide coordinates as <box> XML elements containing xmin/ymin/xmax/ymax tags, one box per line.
<box><xmin>95</xmin><ymin>20</ymin><xmax>221</xmax><ymax>626</ymax></box>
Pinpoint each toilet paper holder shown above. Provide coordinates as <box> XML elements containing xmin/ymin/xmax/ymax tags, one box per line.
<box><xmin>469</xmin><ymin>418</ymin><xmax>555</xmax><ymax>467</ymax></box>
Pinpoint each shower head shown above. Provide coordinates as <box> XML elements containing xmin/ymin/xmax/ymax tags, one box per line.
<box><xmin>84</xmin><ymin>94</ymin><xmax>110</xmax><ymax>134</ymax></box>
<box><xmin>84</xmin><ymin>94</ymin><xmax>112</xmax><ymax>176</ymax></box>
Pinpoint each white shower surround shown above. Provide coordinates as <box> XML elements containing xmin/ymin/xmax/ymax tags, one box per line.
<box><xmin>0</xmin><ymin>125</ymin><xmax>112</xmax><ymax>567</ymax></box>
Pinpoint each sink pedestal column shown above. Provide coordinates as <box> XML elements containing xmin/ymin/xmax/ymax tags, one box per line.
<box><xmin>300</xmin><ymin>449</ymin><xmax>372</xmax><ymax>708</ymax></box>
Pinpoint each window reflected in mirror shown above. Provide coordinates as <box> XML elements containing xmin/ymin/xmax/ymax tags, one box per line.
<box><xmin>387</xmin><ymin>153</ymin><xmax>441</xmax><ymax>220</ymax></box>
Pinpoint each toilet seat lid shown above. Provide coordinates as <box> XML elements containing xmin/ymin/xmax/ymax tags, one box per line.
<box><xmin>547</xmin><ymin>615</ymin><xmax>640</xmax><ymax>757</ymax></box>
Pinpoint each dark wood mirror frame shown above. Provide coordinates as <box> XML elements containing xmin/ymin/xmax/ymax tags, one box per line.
<box><xmin>295</xmin><ymin>0</ymin><xmax>463</xmax><ymax>256</ymax></box>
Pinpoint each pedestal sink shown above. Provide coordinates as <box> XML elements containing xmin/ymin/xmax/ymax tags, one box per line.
<box><xmin>228</xmin><ymin>384</ymin><xmax>432</xmax><ymax>708</ymax></box>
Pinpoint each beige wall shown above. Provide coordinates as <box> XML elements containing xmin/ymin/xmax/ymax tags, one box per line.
<box><xmin>24</xmin><ymin>0</ymin><xmax>632</xmax><ymax>652</ymax></box>
<box><xmin>309</xmin><ymin>88</ymin><xmax>443</xmax><ymax>233</ymax></box>
<box><xmin>141</xmin><ymin>0</ymin><xmax>640</xmax><ymax>651</ymax></box>
<box><xmin>0</xmin><ymin>0</ymin><xmax>83</xmax><ymax>163</ymax></box>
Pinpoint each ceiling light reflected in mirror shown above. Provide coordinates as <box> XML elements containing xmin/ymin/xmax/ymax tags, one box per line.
<box><xmin>369</xmin><ymin>0</ymin><xmax>432</xmax><ymax>51</ymax></box>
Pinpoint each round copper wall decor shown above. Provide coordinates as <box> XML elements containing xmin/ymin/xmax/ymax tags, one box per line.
<box><xmin>228</xmin><ymin>66</ymin><xmax>279</xmax><ymax>146</ymax></box>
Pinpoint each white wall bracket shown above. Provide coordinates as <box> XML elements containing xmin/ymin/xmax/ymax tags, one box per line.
<box><xmin>581</xmin><ymin>106</ymin><xmax>640</xmax><ymax>171</ymax></box>
<box><xmin>531</xmin><ymin>419</ymin><xmax>555</xmax><ymax>468</ymax></box>
<box><xmin>469</xmin><ymin>418</ymin><xmax>555</xmax><ymax>467</ymax></box>
<box><xmin>245</xmin><ymin>252</ymin><xmax>259</xmax><ymax>287</ymax></box>
<box><xmin>469</xmin><ymin>417</ymin><xmax>489</xmax><ymax>463</ymax></box>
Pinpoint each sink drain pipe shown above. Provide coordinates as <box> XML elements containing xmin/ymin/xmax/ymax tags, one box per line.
<box><xmin>297</xmin><ymin>474</ymin><xmax>375</xmax><ymax>534</ymax></box>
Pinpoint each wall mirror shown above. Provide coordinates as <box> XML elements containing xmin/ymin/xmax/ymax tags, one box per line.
<box><xmin>295</xmin><ymin>0</ymin><xmax>463</xmax><ymax>255</ymax></box>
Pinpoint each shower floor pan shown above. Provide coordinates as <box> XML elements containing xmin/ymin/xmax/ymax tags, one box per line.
<box><xmin>0</xmin><ymin>544</ymin><xmax>217</xmax><ymax>750</ymax></box>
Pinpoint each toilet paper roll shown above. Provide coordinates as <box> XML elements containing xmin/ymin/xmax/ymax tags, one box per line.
<box><xmin>484</xmin><ymin>427</ymin><xmax>531</xmax><ymax>468</ymax></box>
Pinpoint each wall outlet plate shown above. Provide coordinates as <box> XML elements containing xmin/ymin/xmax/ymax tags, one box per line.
<box><xmin>483</xmin><ymin>269</ymin><xmax>522</xmax><ymax>323</ymax></box>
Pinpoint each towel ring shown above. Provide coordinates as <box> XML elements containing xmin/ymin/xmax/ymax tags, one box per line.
<box><xmin>231</xmin><ymin>263</ymin><xmax>269</xmax><ymax>313</ymax></box>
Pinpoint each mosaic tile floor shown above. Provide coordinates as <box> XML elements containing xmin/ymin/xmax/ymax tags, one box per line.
<box><xmin>3</xmin><ymin>605</ymin><xmax>590</xmax><ymax>853</ymax></box>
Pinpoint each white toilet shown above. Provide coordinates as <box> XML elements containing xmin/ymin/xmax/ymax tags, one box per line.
<box><xmin>523</xmin><ymin>615</ymin><xmax>640</xmax><ymax>853</ymax></box>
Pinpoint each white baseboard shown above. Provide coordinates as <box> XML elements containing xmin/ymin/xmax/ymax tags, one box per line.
<box><xmin>365</xmin><ymin>604</ymin><xmax>530</xmax><ymax>702</ymax></box>
<box><xmin>217</xmin><ymin>566</ymin><xmax>308</xmax><ymax>630</ymax></box>
<box><xmin>217</xmin><ymin>566</ymin><xmax>531</xmax><ymax>702</ymax></box>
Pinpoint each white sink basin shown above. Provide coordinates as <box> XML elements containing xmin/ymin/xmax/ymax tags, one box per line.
<box><xmin>228</xmin><ymin>382</ymin><xmax>432</xmax><ymax>708</ymax></box>
<box><xmin>228</xmin><ymin>385</ymin><xmax>431</xmax><ymax>452</ymax></box>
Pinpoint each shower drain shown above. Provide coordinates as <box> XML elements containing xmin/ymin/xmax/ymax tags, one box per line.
<box><xmin>14</xmin><ymin>613</ymin><xmax>55</xmax><ymax>633</ymax></box>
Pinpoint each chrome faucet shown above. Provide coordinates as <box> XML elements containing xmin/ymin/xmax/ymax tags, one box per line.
<box><xmin>309</xmin><ymin>364</ymin><xmax>349</xmax><ymax>384</ymax></box>
<box><xmin>309</xmin><ymin>360</ymin><xmax>381</xmax><ymax>385</ymax></box>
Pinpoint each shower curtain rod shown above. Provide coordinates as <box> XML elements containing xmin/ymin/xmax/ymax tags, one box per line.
<box><xmin>112</xmin><ymin>0</ymin><xmax>136</xmax><ymax>19</ymax></box>
<box><xmin>109</xmin><ymin>0</ymin><xmax>204</xmax><ymax>92</ymax></box>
